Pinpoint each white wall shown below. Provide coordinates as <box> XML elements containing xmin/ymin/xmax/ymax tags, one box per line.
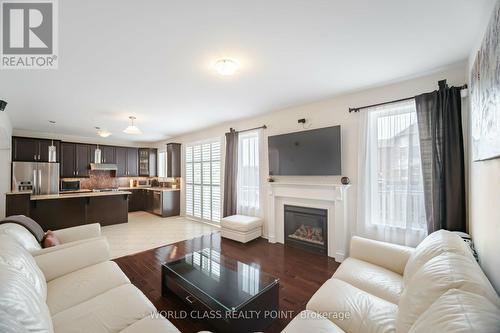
<box><xmin>466</xmin><ymin>0</ymin><xmax>500</xmax><ymax>293</ymax></box>
<box><xmin>0</xmin><ymin>112</ymin><xmax>12</xmax><ymax>218</ymax></box>
<box><xmin>155</xmin><ymin>64</ymin><xmax>467</xmax><ymax>239</ymax></box>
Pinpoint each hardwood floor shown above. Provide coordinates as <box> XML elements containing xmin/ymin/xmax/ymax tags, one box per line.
<box><xmin>114</xmin><ymin>232</ymin><xmax>339</xmax><ymax>333</ymax></box>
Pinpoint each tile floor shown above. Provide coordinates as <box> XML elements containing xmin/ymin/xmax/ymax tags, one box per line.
<box><xmin>101</xmin><ymin>211</ymin><xmax>218</xmax><ymax>259</ymax></box>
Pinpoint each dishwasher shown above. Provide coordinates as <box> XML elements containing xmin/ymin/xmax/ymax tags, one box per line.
<box><xmin>153</xmin><ymin>191</ymin><xmax>162</xmax><ymax>215</ymax></box>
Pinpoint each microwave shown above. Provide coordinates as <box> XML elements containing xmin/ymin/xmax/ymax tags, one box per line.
<box><xmin>61</xmin><ymin>180</ymin><xmax>81</xmax><ymax>192</ymax></box>
<box><xmin>134</xmin><ymin>179</ymin><xmax>151</xmax><ymax>187</ymax></box>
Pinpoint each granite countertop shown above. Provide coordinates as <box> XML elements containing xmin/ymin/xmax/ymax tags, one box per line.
<box><xmin>119</xmin><ymin>187</ymin><xmax>180</xmax><ymax>192</ymax></box>
<box><xmin>30</xmin><ymin>191</ymin><xmax>132</xmax><ymax>201</ymax></box>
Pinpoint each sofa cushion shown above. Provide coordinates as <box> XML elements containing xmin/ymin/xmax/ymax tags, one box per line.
<box><xmin>408</xmin><ymin>289</ymin><xmax>500</xmax><ymax>333</ymax></box>
<box><xmin>282</xmin><ymin>310</ymin><xmax>345</xmax><ymax>333</ymax></box>
<box><xmin>0</xmin><ymin>266</ymin><xmax>53</xmax><ymax>333</ymax></box>
<box><xmin>0</xmin><ymin>236</ymin><xmax>47</xmax><ymax>301</ymax></box>
<box><xmin>52</xmin><ymin>284</ymin><xmax>155</xmax><ymax>333</ymax></box>
<box><xmin>47</xmin><ymin>261</ymin><xmax>130</xmax><ymax>315</ymax></box>
<box><xmin>0</xmin><ymin>223</ymin><xmax>42</xmax><ymax>252</ymax></box>
<box><xmin>307</xmin><ymin>278</ymin><xmax>398</xmax><ymax>333</ymax></box>
<box><xmin>221</xmin><ymin>215</ymin><xmax>262</xmax><ymax>232</ymax></box>
<box><xmin>403</xmin><ymin>230</ymin><xmax>474</xmax><ymax>285</ymax></box>
<box><xmin>119</xmin><ymin>316</ymin><xmax>180</xmax><ymax>333</ymax></box>
<box><xmin>333</xmin><ymin>257</ymin><xmax>403</xmax><ymax>304</ymax></box>
<box><xmin>0</xmin><ymin>309</ymin><xmax>30</xmax><ymax>333</ymax></box>
<box><xmin>397</xmin><ymin>252</ymin><xmax>500</xmax><ymax>332</ymax></box>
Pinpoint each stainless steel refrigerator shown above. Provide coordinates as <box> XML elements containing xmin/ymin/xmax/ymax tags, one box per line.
<box><xmin>12</xmin><ymin>162</ymin><xmax>60</xmax><ymax>195</ymax></box>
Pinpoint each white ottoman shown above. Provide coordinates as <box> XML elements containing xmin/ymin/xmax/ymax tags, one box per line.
<box><xmin>220</xmin><ymin>215</ymin><xmax>263</xmax><ymax>243</ymax></box>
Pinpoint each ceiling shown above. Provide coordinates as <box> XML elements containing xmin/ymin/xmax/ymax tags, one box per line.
<box><xmin>0</xmin><ymin>0</ymin><xmax>496</xmax><ymax>143</ymax></box>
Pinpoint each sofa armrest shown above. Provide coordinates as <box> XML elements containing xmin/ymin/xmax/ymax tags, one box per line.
<box><xmin>30</xmin><ymin>236</ymin><xmax>102</xmax><ymax>256</ymax></box>
<box><xmin>350</xmin><ymin>236</ymin><xmax>414</xmax><ymax>275</ymax></box>
<box><xmin>52</xmin><ymin>223</ymin><xmax>101</xmax><ymax>243</ymax></box>
<box><xmin>34</xmin><ymin>237</ymin><xmax>110</xmax><ymax>281</ymax></box>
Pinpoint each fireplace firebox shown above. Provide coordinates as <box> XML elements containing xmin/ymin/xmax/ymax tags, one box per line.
<box><xmin>284</xmin><ymin>205</ymin><xmax>327</xmax><ymax>255</ymax></box>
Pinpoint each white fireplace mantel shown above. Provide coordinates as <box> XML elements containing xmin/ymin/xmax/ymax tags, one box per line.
<box><xmin>267</xmin><ymin>182</ymin><xmax>350</xmax><ymax>262</ymax></box>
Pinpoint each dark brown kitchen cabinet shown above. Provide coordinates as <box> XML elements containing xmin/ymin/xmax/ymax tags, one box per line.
<box><xmin>89</xmin><ymin>145</ymin><xmax>115</xmax><ymax>164</ymax></box>
<box><xmin>60</xmin><ymin>142</ymin><xmax>76</xmax><ymax>178</ymax></box>
<box><xmin>115</xmin><ymin>147</ymin><xmax>137</xmax><ymax>177</ymax></box>
<box><xmin>128</xmin><ymin>189</ymin><xmax>145</xmax><ymax>212</ymax></box>
<box><xmin>127</xmin><ymin>148</ymin><xmax>138</xmax><ymax>176</ymax></box>
<box><xmin>12</xmin><ymin>137</ymin><xmax>60</xmax><ymax>162</ymax></box>
<box><xmin>75</xmin><ymin>144</ymin><xmax>90</xmax><ymax>177</ymax></box>
<box><xmin>115</xmin><ymin>147</ymin><xmax>127</xmax><ymax>177</ymax></box>
<box><xmin>60</xmin><ymin>143</ymin><xmax>90</xmax><ymax>177</ymax></box>
<box><xmin>166</xmin><ymin>143</ymin><xmax>181</xmax><ymax>178</ymax></box>
<box><xmin>102</xmin><ymin>146</ymin><xmax>115</xmax><ymax>164</ymax></box>
<box><xmin>139</xmin><ymin>148</ymin><xmax>157</xmax><ymax>177</ymax></box>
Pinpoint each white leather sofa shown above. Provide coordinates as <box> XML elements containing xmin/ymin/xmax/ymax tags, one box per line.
<box><xmin>0</xmin><ymin>224</ymin><xmax>180</xmax><ymax>333</ymax></box>
<box><xmin>283</xmin><ymin>230</ymin><xmax>500</xmax><ymax>332</ymax></box>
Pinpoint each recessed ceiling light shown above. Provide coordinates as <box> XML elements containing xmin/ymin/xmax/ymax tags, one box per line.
<box><xmin>214</xmin><ymin>58</ymin><xmax>239</xmax><ymax>76</ymax></box>
<box><xmin>95</xmin><ymin>127</ymin><xmax>112</xmax><ymax>138</ymax></box>
<box><xmin>123</xmin><ymin>116</ymin><xmax>142</xmax><ymax>135</ymax></box>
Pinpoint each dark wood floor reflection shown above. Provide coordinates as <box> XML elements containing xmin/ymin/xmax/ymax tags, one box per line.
<box><xmin>114</xmin><ymin>232</ymin><xmax>339</xmax><ymax>333</ymax></box>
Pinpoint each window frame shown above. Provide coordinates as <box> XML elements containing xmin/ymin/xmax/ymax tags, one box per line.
<box><xmin>184</xmin><ymin>137</ymin><xmax>222</xmax><ymax>223</ymax></box>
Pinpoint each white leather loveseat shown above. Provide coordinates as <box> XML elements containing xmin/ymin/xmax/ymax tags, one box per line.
<box><xmin>0</xmin><ymin>223</ymin><xmax>180</xmax><ymax>333</ymax></box>
<box><xmin>283</xmin><ymin>230</ymin><xmax>500</xmax><ymax>332</ymax></box>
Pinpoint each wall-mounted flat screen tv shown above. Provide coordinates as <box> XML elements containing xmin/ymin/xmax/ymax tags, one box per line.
<box><xmin>268</xmin><ymin>125</ymin><xmax>341</xmax><ymax>176</ymax></box>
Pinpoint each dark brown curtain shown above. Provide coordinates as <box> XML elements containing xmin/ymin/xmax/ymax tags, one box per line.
<box><xmin>223</xmin><ymin>129</ymin><xmax>238</xmax><ymax>217</ymax></box>
<box><xmin>415</xmin><ymin>85</ymin><xmax>466</xmax><ymax>233</ymax></box>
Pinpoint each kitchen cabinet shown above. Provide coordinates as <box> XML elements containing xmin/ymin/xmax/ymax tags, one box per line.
<box><xmin>60</xmin><ymin>143</ymin><xmax>90</xmax><ymax>177</ymax></box>
<box><xmin>115</xmin><ymin>147</ymin><xmax>138</xmax><ymax>177</ymax></box>
<box><xmin>139</xmin><ymin>148</ymin><xmax>157</xmax><ymax>177</ymax></box>
<box><xmin>12</xmin><ymin>137</ymin><xmax>60</xmax><ymax>162</ymax></box>
<box><xmin>89</xmin><ymin>145</ymin><xmax>115</xmax><ymax>164</ymax></box>
<box><xmin>127</xmin><ymin>148</ymin><xmax>139</xmax><ymax>176</ymax></box>
<box><xmin>166</xmin><ymin>143</ymin><xmax>181</xmax><ymax>178</ymax></box>
<box><xmin>75</xmin><ymin>144</ymin><xmax>90</xmax><ymax>177</ymax></box>
<box><xmin>60</xmin><ymin>143</ymin><xmax>76</xmax><ymax>178</ymax></box>
<box><xmin>128</xmin><ymin>189</ymin><xmax>145</xmax><ymax>212</ymax></box>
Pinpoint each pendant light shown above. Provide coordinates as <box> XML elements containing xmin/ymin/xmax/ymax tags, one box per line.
<box><xmin>94</xmin><ymin>144</ymin><xmax>102</xmax><ymax>164</ymax></box>
<box><xmin>123</xmin><ymin>116</ymin><xmax>142</xmax><ymax>135</ymax></box>
<box><xmin>48</xmin><ymin>121</ymin><xmax>57</xmax><ymax>162</ymax></box>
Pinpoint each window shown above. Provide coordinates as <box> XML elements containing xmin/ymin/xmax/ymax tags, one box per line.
<box><xmin>185</xmin><ymin>140</ymin><xmax>221</xmax><ymax>223</ymax></box>
<box><xmin>237</xmin><ymin>130</ymin><xmax>261</xmax><ymax>216</ymax></box>
<box><xmin>358</xmin><ymin>99</ymin><xmax>427</xmax><ymax>246</ymax></box>
<box><xmin>157</xmin><ymin>151</ymin><xmax>166</xmax><ymax>178</ymax></box>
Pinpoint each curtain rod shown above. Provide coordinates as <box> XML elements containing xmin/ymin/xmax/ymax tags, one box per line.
<box><xmin>229</xmin><ymin>125</ymin><xmax>267</xmax><ymax>133</ymax></box>
<box><xmin>348</xmin><ymin>82</ymin><xmax>468</xmax><ymax>113</ymax></box>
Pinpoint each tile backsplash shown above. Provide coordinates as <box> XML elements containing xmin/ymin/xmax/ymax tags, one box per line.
<box><xmin>63</xmin><ymin>170</ymin><xmax>151</xmax><ymax>189</ymax></box>
<box><xmin>61</xmin><ymin>170</ymin><xmax>180</xmax><ymax>189</ymax></box>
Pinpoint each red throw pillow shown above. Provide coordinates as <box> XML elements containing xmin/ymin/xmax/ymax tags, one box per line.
<box><xmin>42</xmin><ymin>230</ymin><xmax>60</xmax><ymax>248</ymax></box>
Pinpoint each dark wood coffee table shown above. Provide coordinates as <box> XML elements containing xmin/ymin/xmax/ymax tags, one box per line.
<box><xmin>162</xmin><ymin>248</ymin><xmax>279</xmax><ymax>333</ymax></box>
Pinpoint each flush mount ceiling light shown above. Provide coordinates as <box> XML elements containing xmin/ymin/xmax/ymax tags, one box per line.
<box><xmin>123</xmin><ymin>116</ymin><xmax>142</xmax><ymax>135</ymax></box>
<box><xmin>95</xmin><ymin>127</ymin><xmax>112</xmax><ymax>138</ymax></box>
<box><xmin>214</xmin><ymin>58</ymin><xmax>239</xmax><ymax>76</ymax></box>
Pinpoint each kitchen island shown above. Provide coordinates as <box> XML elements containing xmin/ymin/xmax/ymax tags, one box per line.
<box><xmin>5</xmin><ymin>191</ymin><xmax>131</xmax><ymax>231</ymax></box>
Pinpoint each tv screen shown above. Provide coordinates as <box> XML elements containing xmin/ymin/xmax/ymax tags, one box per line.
<box><xmin>268</xmin><ymin>126</ymin><xmax>341</xmax><ymax>176</ymax></box>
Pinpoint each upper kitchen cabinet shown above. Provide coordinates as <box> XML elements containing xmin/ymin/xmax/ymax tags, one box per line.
<box><xmin>89</xmin><ymin>145</ymin><xmax>115</xmax><ymax>164</ymax></box>
<box><xmin>60</xmin><ymin>143</ymin><xmax>90</xmax><ymax>177</ymax></box>
<box><xmin>115</xmin><ymin>147</ymin><xmax>138</xmax><ymax>177</ymax></box>
<box><xmin>127</xmin><ymin>148</ymin><xmax>139</xmax><ymax>177</ymax></box>
<box><xmin>139</xmin><ymin>148</ymin><xmax>157</xmax><ymax>177</ymax></box>
<box><xmin>60</xmin><ymin>143</ymin><xmax>76</xmax><ymax>178</ymax></box>
<box><xmin>12</xmin><ymin>137</ymin><xmax>60</xmax><ymax>162</ymax></box>
<box><xmin>166</xmin><ymin>143</ymin><xmax>181</xmax><ymax>177</ymax></box>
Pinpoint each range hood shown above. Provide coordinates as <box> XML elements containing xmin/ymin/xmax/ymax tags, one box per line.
<box><xmin>90</xmin><ymin>163</ymin><xmax>118</xmax><ymax>171</ymax></box>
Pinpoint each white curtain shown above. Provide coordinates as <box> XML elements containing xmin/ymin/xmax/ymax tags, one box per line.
<box><xmin>237</xmin><ymin>130</ymin><xmax>262</xmax><ymax>217</ymax></box>
<box><xmin>357</xmin><ymin>99</ymin><xmax>427</xmax><ymax>247</ymax></box>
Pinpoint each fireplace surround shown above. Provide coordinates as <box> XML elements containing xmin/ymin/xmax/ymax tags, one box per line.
<box><xmin>284</xmin><ymin>205</ymin><xmax>327</xmax><ymax>255</ymax></box>
<box><xmin>267</xmin><ymin>182</ymin><xmax>350</xmax><ymax>262</ymax></box>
